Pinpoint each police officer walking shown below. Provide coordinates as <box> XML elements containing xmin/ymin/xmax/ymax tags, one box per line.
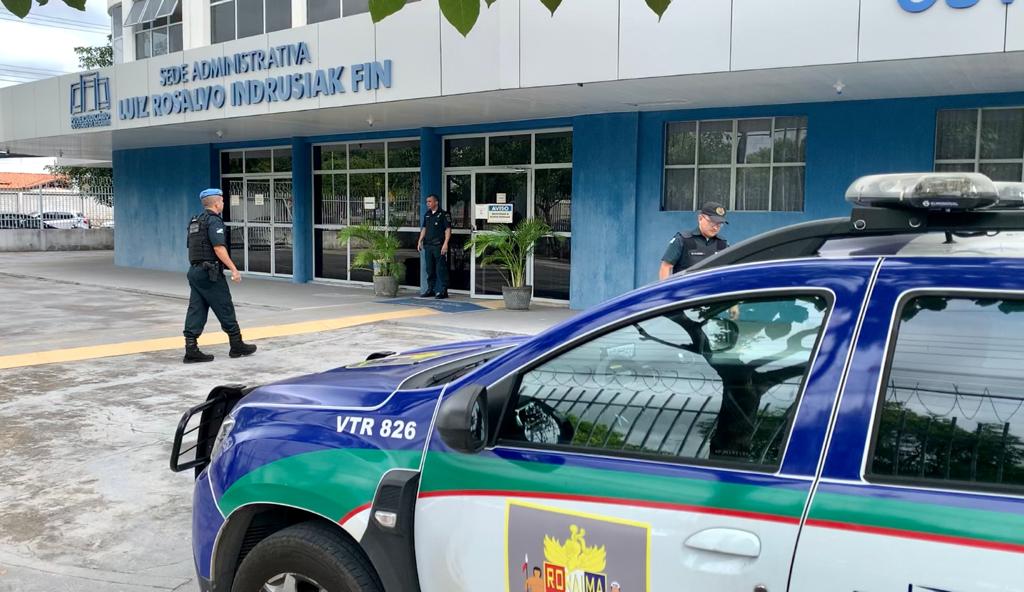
<box><xmin>417</xmin><ymin>194</ymin><xmax>452</xmax><ymax>299</ymax></box>
<box><xmin>659</xmin><ymin>201</ymin><xmax>729</xmax><ymax>279</ymax></box>
<box><xmin>183</xmin><ymin>188</ymin><xmax>257</xmax><ymax>363</ymax></box>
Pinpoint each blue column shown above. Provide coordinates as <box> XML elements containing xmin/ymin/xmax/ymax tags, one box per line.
<box><xmin>570</xmin><ymin>113</ymin><xmax>640</xmax><ymax>309</ymax></box>
<box><xmin>419</xmin><ymin>128</ymin><xmax>442</xmax><ymax>292</ymax></box>
<box><xmin>291</xmin><ymin>137</ymin><xmax>313</xmax><ymax>283</ymax></box>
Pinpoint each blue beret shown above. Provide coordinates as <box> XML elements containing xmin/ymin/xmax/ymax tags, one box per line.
<box><xmin>199</xmin><ymin>188</ymin><xmax>223</xmax><ymax>200</ymax></box>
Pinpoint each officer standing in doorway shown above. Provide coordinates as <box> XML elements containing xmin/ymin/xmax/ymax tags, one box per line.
<box><xmin>182</xmin><ymin>188</ymin><xmax>257</xmax><ymax>363</ymax></box>
<box><xmin>659</xmin><ymin>201</ymin><xmax>729</xmax><ymax>279</ymax></box>
<box><xmin>417</xmin><ymin>193</ymin><xmax>452</xmax><ymax>299</ymax></box>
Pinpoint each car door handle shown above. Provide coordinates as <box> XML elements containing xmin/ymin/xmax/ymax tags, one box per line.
<box><xmin>684</xmin><ymin>528</ymin><xmax>761</xmax><ymax>558</ymax></box>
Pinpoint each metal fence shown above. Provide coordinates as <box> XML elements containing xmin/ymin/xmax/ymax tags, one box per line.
<box><xmin>0</xmin><ymin>181</ymin><xmax>114</xmax><ymax>230</ymax></box>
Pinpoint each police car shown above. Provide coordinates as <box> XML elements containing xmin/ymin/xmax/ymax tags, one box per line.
<box><xmin>171</xmin><ymin>172</ymin><xmax>1024</xmax><ymax>592</ymax></box>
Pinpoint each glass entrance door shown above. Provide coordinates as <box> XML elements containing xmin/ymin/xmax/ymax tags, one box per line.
<box><xmin>471</xmin><ymin>170</ymin><xmax>528</xmax><ymax>297</ymax></box>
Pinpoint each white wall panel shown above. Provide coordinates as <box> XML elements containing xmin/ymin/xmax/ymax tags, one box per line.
<box><xmin>1007</xmin><ymin>0</ymin><xmax>1024</xmax><ymax>52</ymax></box>
<box><xmin>182</xmin><ymin>43</ymin><xmax>227</xmax><ymax>123</ymax></box>
<box><xmin>317</xmin><ymin>16</ymin><xmax>376</xmax><ymax>109</ymax></box>
<box><xmin>10</xmin><ymin>85</ymin><xmax>36</xmax><ymax>140</ymax></box>
<box><xmin>440</xmin><ymin>0</ymin><xmax>520</xmax><ymax>95</ymax></box>
<box><xmin>184</xmin><ymin>0</ymin><xmax>210</xmax><ymax>52</ymax></box>
<box><xmin>619</xmin><ymin>0</ymin><xmax>730</xmax><ymax>79</ymax></box>
<box><xmin>374</xmin><ymin>0</ymin><xmax>441</xmax><ymax>102</ymax></box>
<box><xmin>218</xmin><ymin>36</ymin><xmax>271</xmax><ymax>119</ymax></box>
<box><xmin>265</xmin><ymin>25</ymin><xmax>321</xmax><ymax>114</ymax></box>
<box><xmin>732</xmin><ymin>0</ymin><xmax>859</xmax><ymax>70</ymax></box>
<box><xmin>33</xmin><ymin>78</ymin><xmax>62</xmax><ymax>139</ymax></box>
<box><xmin>520</xmin><ymin>0</ymin><xmax>618</xmax><ymax>87</ymax></box>
<box><xmin>148</xmin><ymin>53</ymin><xmax>188</xmax><ymax>127</ymax></box>
<box><xmin>113</xmin><ymin>59</ymin><xmax>156</xmax><ymax>130</ymax></box>
<box><xmin>860</xmin><ymin>0</ymin><xmax>1007</xmax><ymax>62</ymax></box>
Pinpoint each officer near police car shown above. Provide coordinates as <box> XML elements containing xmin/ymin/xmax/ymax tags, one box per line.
<box><xmin>182</xmin><ymin>188</ymin><xmax>257</xmax><ymax>363</ymax></box>
<box><xmin>417</xmin><ymin>193</ymin><xmax>452</xmax><ymax>299</ymax></box>
<box><xmin>659</xmin><ymin>201</ymin><xmax>729</xmax><ymax>280</ymax></box>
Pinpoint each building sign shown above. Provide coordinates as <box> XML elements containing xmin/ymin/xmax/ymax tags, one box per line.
<box><xmin>117</xmin><ymin>42</ymin><xmax>393</xmax><ymax>121</ymax></box>
<box><xmin>898</xmin><ymin>0</ymin><xmax>1014</xmax><ymax>12</ymax></box>
<box><xmin>486</xmin><ymin>204</ymin><xmax>514</xmax><ymax>223</ymax></box>
<box><xmin>70</xmin><ymin>72</ymin><xmax>112</xmax><ymax>129</ymax></box>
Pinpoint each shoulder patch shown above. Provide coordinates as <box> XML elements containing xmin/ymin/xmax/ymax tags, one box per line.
<box><xmin>216</xmin><ymin>228</ymin><xmax>224</xmax><ymax>234</ymax></box>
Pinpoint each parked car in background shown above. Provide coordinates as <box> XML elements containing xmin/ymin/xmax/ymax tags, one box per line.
<box><xmin>30</xmin><ymin>211</ymin><xmax>90</xmax><ymax>229</ymax></box>
<box><xmin>0</xmin><ymin>213</ymin><xmax>35</xmax><ymax>229</ymax></box>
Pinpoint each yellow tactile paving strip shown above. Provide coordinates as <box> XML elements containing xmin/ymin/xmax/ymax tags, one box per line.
<box><xmin>0</xmin><ymin>307</ymin><xmax>439</xmax><ymax>370</ymax></box>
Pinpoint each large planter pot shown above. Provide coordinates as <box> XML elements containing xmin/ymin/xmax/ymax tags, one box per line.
<box><xmin>502</xmin><ymin>285</ymin><xmax>533</xmax><ymax>310</ymax></box>
<box><xmin>373</xmin><ymin>275</ymin><xmax>399</xmax><ymax>298</ymax></box>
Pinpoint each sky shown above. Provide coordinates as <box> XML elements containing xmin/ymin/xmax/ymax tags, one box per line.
<box><xmin>0</xmin><ymin>0</ymin><xmax>111</xmax><ymax>89</ymax></box>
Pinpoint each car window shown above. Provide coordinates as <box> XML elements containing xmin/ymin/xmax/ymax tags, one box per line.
<box><xmin>499</xmin><ymin>294</ymin><xmax>830</xmax><ymax>469</ymax></box>
<box><xmin>869</xmin><ymin>295</ymin><xmax>1024</xmax><ymax>491</ymax></box>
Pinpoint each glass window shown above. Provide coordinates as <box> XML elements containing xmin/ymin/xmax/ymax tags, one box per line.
<box><xmin>266</xmin><ymin>0</ymin><xmax>291</xmax><ymax>32</ymax></box>
<box><xmin>169</xmin><ymin>23</ymin><xmax>182</xmax><ymax>52</ymax></box>
<box><xmin>315</xmin><ymin>228</ymin><xmax>348</xmax><ymax>280</ymax></box>
<box><xmin>308</xmin><ymin>0</ymin><xmax>340</xmax><ymax>23</ymax></box>
<box><xmin>245</xmin><ymin>150</ymin><xmax>273</xmax><ymax>173</ymax></box>
<box><xmin>135</xmin><ymin>30</ymin><xmax>151</xmax><ymax>59</ymax></box>
<box><xmin>237</xmin><ymin>0</ymin><xmax>264</xmax><ymax>39</ymax></box>
<box><xmin>535</xmin><ymin>131</ymin><xmax>572</xmax><ymax>164</ymax></box>
<box><xmin>387</xmin><ymin>140</ymin><xmax>420</xmax><ymax>169</ymax></box>
<box><xmin>488</xmin><ymin>134</ymin><xmax>531</xmax><ymax>166</ymax></box>
<box><xmin>315</xmin><ymin>144</ymin><xmax>347</xmax><ymax>171</ymax></box>
<box><xmin>936</xmin><ymin>110</ymin><xmax>977</xmax><ymax>161</ymax></box>
<box><xmin>349</xmin><ymin>173</ymin><xmax>385</xmax><ymax>226</ymax></box>
<box><xmin>534</xmin><ymin>168</ymin><xmax>571</xmax><ymax>233</ymax></box>
<box><xmin>273</xmin><ymin>149</ymin><xmax>292</xmax><ymax>173</ymax></box>
<box><xmin>342</xmin><ymin>0</ymin><xmax>369</xmax><ymax>16</ymax></box>
<box><xmin>349</xmin><ymin>142</ymin><xmax>385</xmax><ymax>169</ymax></box>
<box><xmin>141</xmin><ymin>0</ymin><xmax>162</xmax><ymax>23</ymax></box>
<box><xmin>934</xmin><ymin>108</ymin><xmax>1024</xmax><ymax>182</ymax></box>
<box><xmin>870</xmin><ymin>296</ymin><xmax>1024</xmax><ymax>491</ymax></box>
<box><xmin>152</xmin><ymin>27</ymin><xmax>168</xmax><ymax>56</ymax></box>
<box><xmin>154</xmin><ymin>0</ymin><xmax>178</xmax><ymax>19</ymax></box>
<box><xmin>446</xmin><ymin>174</ymin><xmax>471</xmax><ymax>230</ymax></box>
<box><xmin>387</xmin><ymin>171</ymin><xmax>420</xmax><ymax>228</ymax></box>
<box><xmin>124</xmin><ymin>0</ymin><xmax>146</xmax><ymax>26</ymax></box>
<box><xmin>445</xmin><ymin>137</ymin><xmax>485</xmax><ymax>167</ymax></box>
<box><xmin>533</xmin><ymin>236</ymin><xmax>570</xmax><ymax>300</ymax></box>
<box><xmin>664</xmin><ymin>117</ymin><xmax>807</xmax><ymax>212</ymax></box>
<box><xmin>211</xmin><ymin>1</ymin><xmax>235</xmax><ymax>43</ymax></box>
<box><xmin>111</xmin><ymin>4</ymin><xmax>123</xmax><ymax>38</ymax></box>
<box><xmin>222</xmin><ymin>151</ymin><xmax>244</xmax><ymax>175</ymax></box>
<box><xmin>501</xmin><ymin>295</ymin><xmax>829</xmax><ymax>467</ymax></box>
<box><xmin>665</xmin><ymin>122</ymin><xmax>696</xmax><ymax>166</ymax></box>
<box><xmin>274</xmin><ymin>228</ymin><xmax>293</xmax><ymax>276</ymax></box>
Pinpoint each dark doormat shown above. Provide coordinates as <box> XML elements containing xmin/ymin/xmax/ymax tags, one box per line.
<box><xmin>384</xmin><ymin>297</ymin><xmax>490</xmax><ymax>313</ymax></box>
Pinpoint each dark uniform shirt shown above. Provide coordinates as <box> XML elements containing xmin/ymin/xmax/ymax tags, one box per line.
<box><xmin>662</xmin><ymin>227</ymin><xmax>728</xmax><ymax>273</ymax></box>
<box><xmin>206</xmin><ymin>212</ymin><xmax>227</xmax><ymax>248</ymax></box>
<box><xmin>422</xmin><ymin>208</ymin><xmax>451</xmax><ymax>245</ymax></box>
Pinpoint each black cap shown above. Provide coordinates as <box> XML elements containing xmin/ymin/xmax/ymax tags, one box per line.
<box><xmin>700</xmin><ymin>201</ymin><xmax>729</xmax><ymax>224</ymax></box>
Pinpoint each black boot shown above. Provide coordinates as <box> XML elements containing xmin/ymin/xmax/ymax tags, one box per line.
<box><xmin>228</xmin><ymin>331</ymin><xmax>257</xmax><ymax>358</ymax></box>
<box><xmin>183</xmin><ymin>337</ymin><xmax>214</xmax><ymax>364</ymax></box>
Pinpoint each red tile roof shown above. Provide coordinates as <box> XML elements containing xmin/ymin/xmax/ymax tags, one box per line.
<box><xmin>0</xmin><ymin>173</ymin><xmax>61</xmax><ymax>190</ymax></box>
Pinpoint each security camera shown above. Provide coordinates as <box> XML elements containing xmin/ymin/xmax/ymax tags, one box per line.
<box><xmin>215</xmin><ymin>129</ymin><xmax>224</xmax><ymax>138</ymax></box>
<box><xmin>367</xmin><ymin>115</ymin><xmax>375</xmax><ymax>128</ymax></box>
<box><xmin>833</xmin><ymin>80</ymin><xmax>846</xmax><ymax>96</ymax></box>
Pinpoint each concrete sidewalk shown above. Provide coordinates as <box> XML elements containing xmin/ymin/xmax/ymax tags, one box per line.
<box><xmin>0</xmin><ymin>251</ymin><xmax>577</xmax><ymax>358</ymax></box>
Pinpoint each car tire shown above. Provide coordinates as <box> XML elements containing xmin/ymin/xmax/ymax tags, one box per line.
<box><xmin>230</xmin><ymin>521</ymin><xmax>383</xmax><ymax>592</ymax></box>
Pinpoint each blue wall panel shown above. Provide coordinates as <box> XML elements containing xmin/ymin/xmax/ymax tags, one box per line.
<box><xmin>570</xmin><ymin>112</ymin><xmax>640</xmax><ymax>309</ymax></box>
<box><xmin>113</xmin><ymin>144</ymin><xmax>215</xmax><ymax>272</ymax></box>
<box><xmin>291</xmin><ymin>137</ymin><xmax>313</xmax><ymax>282</ymax></box>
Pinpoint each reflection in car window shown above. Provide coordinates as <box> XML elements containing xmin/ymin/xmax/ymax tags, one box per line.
<box><xmin>870</xmin><ymin>296</ymin><xmax>1024</xmax><ymax>490</ymax></box>
<box><xmin>501</xmin><ymin>295</ymin><xmax>829</xmax><ymax>468</ymax></box>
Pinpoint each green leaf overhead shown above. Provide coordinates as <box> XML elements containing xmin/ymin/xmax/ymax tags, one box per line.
<box><xmin>369</xmin><ymin>0</ymin><xmax>407</xmax><ymax>23</ymax></box>
<box><xmin>3</xmin><ymin>0</ymin><xmax>32</xmax><ymax>18</ymax></box>
<box><xmin>645</xmin><ymin>0</ymin><xmax>671</xmax><ymax>20</ymax></box>
<box><xmin>484</xmin><ymin>0</ymin><xmax>497</xmax><ymax>5</ymax></box>
<box><xmin>62</xmin><ymin>0</ymin><xmax>86</xmax><ymax>9</ymax></box>
<box><xmin>439</xmin><ymin>0</ymin><xmax>480</xmax><ymax>36</ymax></box>
<box><xmin>539</xmin><ymin>0</ymin><xmax>561</xmax><ymax>15</ymax></box>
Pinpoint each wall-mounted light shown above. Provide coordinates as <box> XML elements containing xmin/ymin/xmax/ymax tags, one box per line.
<box><xmin>833</xmin><ymin>80</ymin><xmax>846</xmax><ymax>96</ymax></box>
<box><xmin>366</xmin><ymin>115</ymin><xmax>375</xmax><ymax>128</ymax></box>
<box><xmin>215</xmin><ymin>129</ymin><xmax>224</xmax><ymax>139</ymax></box>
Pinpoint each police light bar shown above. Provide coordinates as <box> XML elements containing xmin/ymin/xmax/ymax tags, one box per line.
<box><xmin>845</xmin><ymin>173</ymin><xmax>999</xmax><ymax>211</ymax></box>
<box><xmin>994</xmin><ymin>182</ymin><xmax>1024</xmax><ymax>209</ymax></box>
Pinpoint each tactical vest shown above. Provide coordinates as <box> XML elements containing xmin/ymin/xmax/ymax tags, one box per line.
<box><xmin>187</xmin><ymin>212</ymin><xmax>217</xmax><ymax>264</ymax></box>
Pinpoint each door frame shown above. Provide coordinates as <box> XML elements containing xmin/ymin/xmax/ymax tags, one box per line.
<box><xmin>466</xmin><ymin>167</ymin><xmax>532</xmax><ymax>299</ymax></box>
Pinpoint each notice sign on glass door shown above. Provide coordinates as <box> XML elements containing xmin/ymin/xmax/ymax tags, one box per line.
<box><xmin>363</xmin><ymin>196</ymin><xmax>376</xmax><ymax>210</ymax></box>
<box><xmin>486</xmin><ymin>204</ymin><xmax>513</xmax><ymax>223</ymax></box>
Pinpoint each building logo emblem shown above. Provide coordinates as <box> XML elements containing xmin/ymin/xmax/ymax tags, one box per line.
<box><xmin>70</xmin><ymin>72</ymin><xmax>112</xmax><ymax>129</ymax></box>
<box><xmin>506</xmin><ymin>501</ymin><xmax>649</xmax><ymax>592</ymax></box>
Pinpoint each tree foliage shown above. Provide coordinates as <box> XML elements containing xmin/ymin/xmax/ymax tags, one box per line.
<box><xmin>75</xmin><ymin>35</ymin><xmax>114</xmax><ymax>69</ymax></box>
<box><xmin>337</xmin><ymin>223</ymin><xmax>405</xmax><ymax>279</ymax></box>
<box><xmin>3</xmin><ymin>0</ymin><xmax>86</xmax><ymax>19</ymax></box>
<box><xmin>369</xmin><ymin>0</ymin><xmax>673</xmax><ymax>37</ymax></box>
<box><xmin>468</xmin><ymin>218</ymin><xmax>550</xmax><ymax>288</ymax></box>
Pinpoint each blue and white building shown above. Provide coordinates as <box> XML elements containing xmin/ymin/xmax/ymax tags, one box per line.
<box><xmin>1</xmin><ymin>0</ymin><xmax>1023</xmax><ymax>308</ymax></box>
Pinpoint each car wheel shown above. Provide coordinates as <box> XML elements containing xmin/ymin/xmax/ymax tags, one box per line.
<box><xmin>230</xmin><ymin>522</ymin><xmax>382</xmax><ymax>592</ymax></box>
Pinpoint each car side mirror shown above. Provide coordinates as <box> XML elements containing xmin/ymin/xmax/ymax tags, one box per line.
<box><xmin>701</xmin><ymin>318</ymin><xmax>739</xmax><ymax>353</ymax></box>
<box><xmin>437</xmin><ymin>384</ymin><xmax>489</xmax><ymax>454</ymax></box>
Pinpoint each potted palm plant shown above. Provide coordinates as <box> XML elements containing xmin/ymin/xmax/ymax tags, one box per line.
<box><xmin>337</xmin><ymin>223</ymin><xmax>404</xmax><ymax>297</ymax></box>
<box><xmin>468</xmin><ymin>218</ymin><xmax>552</xmax><ymax>310</ymax></box>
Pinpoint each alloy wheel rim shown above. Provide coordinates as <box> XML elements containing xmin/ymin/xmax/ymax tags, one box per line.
<box><xmin>261</xmin><ymin>572</ymin><xmax>327</xmax><ymax>592</ymax></box>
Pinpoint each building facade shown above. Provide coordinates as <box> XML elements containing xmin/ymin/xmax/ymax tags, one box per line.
<box><xmin>2</xmin><ymin>0</ymin><xmax>1023</xmax><ymax>308</ymax></box>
